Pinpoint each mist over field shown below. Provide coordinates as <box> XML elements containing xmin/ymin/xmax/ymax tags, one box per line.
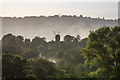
<box><xmin>2</xmin><ymin>15</ymin><xmax>118</xmax><ymax>41</ymax></box>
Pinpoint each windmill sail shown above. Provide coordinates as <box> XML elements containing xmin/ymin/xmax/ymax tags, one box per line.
<box><xmin>51</xmin><ymin>31</ymin><xmax>60</xmax><ymax>42</ymax></box>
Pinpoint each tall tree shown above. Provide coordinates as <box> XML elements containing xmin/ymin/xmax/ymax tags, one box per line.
<box><xmin>81</xmin><ymin>26</ymin><xmax>120</xmax><ymax>78</ymax></box>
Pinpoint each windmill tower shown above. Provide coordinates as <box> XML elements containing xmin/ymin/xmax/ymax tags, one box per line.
<box><xmin>52</xmin><ymin>31</ymin><xmax>60</xmax><ymax>43</ymax></box>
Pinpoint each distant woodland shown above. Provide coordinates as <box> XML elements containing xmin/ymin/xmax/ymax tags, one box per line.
<box><xmin>1</xmin><ymin>25</ymin><xmax>120</xmax><ymax>79</ymax></box>
<box><xmin>2</xmin><ymin>15</ymin><xmax>118</xmax><ymax>41</ymax></box>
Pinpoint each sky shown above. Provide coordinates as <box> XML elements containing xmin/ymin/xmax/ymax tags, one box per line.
<box><xmin>0</xmin><ymin>0</ymin><xmax>119</xmax><ymax>2</ymax></box>
<box><xmin>0</xmin><ymin>1</ymin><xmax>119</xmax><ymax>19</ymax></box>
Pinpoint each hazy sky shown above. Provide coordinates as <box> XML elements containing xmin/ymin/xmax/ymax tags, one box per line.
<box><xmin>0</xmin><ymin>0</ymin><xmax>119</xmax><ymax>2</ymax></box>
<box><xmin>0</xmin><ymin>1</ymin><xmax>119</xmax><ymax>19</ymax></box>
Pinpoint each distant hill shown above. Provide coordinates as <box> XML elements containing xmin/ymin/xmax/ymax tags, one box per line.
<box><xmin>2</xmin><ymin>15</ymin><xmax>118</xmax><ymax>41</ymax></box>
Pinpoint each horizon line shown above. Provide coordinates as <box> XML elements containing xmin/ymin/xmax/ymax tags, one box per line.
<box><xmin>0</xmin><ymin>15</ymin><xmax>118</xmax><ymax>20</ymax></box>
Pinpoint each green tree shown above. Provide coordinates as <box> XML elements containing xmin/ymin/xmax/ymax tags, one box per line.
<box><xmin>2</xmin><ymin>53</ymin><xmax>36</xmax><ymax>78</ymax></box>
<box><xmin>81</xmin><ymin>26</ymin><xmax>120</xmax><ymax>78</ymax></box>
<box><xmin>16</xmin><ymin>35</ymin><xmax>24</xmax><ymax>46</ymax></box>
<box><xmin>2</xmin><ymin>34</ymin><xmax>23</xmax><ymax>55</ymax></box>
<box><xmin>64</xmin><ymin>35</ymin><xmax>75</xmax><ymax>43</ymax></box>
<box><xmin>2</xmin><ymin>33</ymin><xmax>15</xmax><ymax>46</ymax></box>
<box><xmin>32</xmin><ymin>36</ymin><xmax>46</xmax><ymax>48</ymax></box>
<box><xmin>79</xmin><ymin>37</ymin><xmax>88</xmax><ymax>48</ymax></box>
<box><xmin>31</xmin><ymin>57</ymin><xmax>65</xmax><ymax>78</ymax></box>
<box><xmin>76</xmin><ymin>35</ymin><xmax>81</xmax><ymax>42</ymax></box>
<box><xmin>23</xmin><ymin>48</ymin><xmax>40</xmax><ymax>59</ymax></box>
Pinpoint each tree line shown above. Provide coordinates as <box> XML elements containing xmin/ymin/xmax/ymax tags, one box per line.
<box><xmin>2</xmin><ymin>25</ymin><xmax>120</xmax><ymax>79</ymax></box>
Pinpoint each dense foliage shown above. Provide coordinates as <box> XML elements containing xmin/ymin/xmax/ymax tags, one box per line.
<box><xmin>2</xmin><ymin>53</ymin><xmax>36</xmax><ymax>78</ymax></box>
<box><xmin>2</xmin><ymin>25</ymin><xmax>120</xmax><ymax>78</ymax></box>
<box><xmin>81</xmin><ymin>26</ymin><xmax>120</xmax><ymax>78</ymax></box>
<box><xmin>2</xmin><ymin>33</ymin><xmax>87</xmax><ymax>78</ymax></box>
